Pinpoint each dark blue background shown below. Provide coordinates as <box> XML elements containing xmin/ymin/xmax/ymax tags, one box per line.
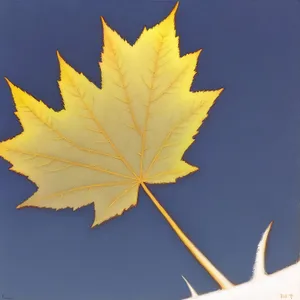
<box><xmin>0</xmin><ymin>0</ymin><xmax>299</xmax><ymax>299</ymax></box>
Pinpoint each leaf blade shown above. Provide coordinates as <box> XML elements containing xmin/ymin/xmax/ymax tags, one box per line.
<box><xmin>0</xmin><ymin>3</ymin><xmax>223</xmax><ymax>226</ymax></box>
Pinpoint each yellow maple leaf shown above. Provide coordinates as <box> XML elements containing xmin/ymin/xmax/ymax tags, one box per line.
<box><xmin>0</xmin><ymin>2</ymin><xmax>231</xmax><ymax>289</ymax></box>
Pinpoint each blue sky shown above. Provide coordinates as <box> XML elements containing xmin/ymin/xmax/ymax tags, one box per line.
<box><xmin>0</xmin><ymin>0</ymin><xmax>299</xmax><ymax>299</ymax></box>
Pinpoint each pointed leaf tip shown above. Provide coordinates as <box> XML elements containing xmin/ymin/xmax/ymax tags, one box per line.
<box><xmin>4</xmin><ymin>77</ymin><xmax>13</xmax><ymax>88</ymax></box>
<box><xmin>166</xmin><ymin>1</ymin><xmax>179</xmax><ymax>22</ymax></box>
<box><xmin>159</xmin><ymin>1</ymin><xmax>179</xmax><ymax>27</ymax></box>
<box><xmin>16</xmin><ymin>203</ymin><xmax>24</xmax><ymax>209</ymax></box>
<box><xmin>56</xmin><ymin>51</ymin><xmax>73</xmax><ymax>82</ymax></box>
<box><xmin>56</xmin><ymin>51</ymin><xmax>68</xmax><ymax>74</ymax></box>
<box><xmin>4</xmin><ymin>79</ymin><xmax>20</xmax><ymax>100</ymax></box>
<box><xmin>100</xmin><ymin>16</ymin><xmax>114</xmax><ymax>46</ymax></box>
<box><xmin>56</xmin><ymin>50</ymin><xmax>62</xmax><ymax>60</ymax></box>
<box><xmin>195</xmin><ymin>49</ymin><xmax>202</xmax><ymax>56</ymax></box>
<box><xmin>100</xmin><ymin>16</ymin><xmax>108</xmax><ymax>29</ymax></box>
<box><xmin>171</xmin><ymin>2</ymin><xmax>179</xmax><ymax>15</ymax></box>
<box><xmin>219</xmin><ymin>87</ymin><xmax>225</xmax><ymax>94</ymax></box>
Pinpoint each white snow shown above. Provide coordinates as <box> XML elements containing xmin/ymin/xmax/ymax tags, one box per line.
<box><xmin>182</xmin><ymin>222</ymin><xmax>300</xmax><ymax>300</ymax></box>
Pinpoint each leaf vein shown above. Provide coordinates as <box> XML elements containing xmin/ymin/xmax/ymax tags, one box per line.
<box><xmin>4</xmin><ymin>147</ymin><xmax>134</xmax><ymax>180</ymax></box>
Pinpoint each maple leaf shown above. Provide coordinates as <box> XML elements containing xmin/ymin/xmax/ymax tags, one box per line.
<box><xmin>0</xmin><ymin>2</ymin><xmax>231</xmax><ymax>290</ymax></box>
<box><xmin>0</xmin><ymin>2</ymin><xmax>222</xmax><ymax>225</ymax></box>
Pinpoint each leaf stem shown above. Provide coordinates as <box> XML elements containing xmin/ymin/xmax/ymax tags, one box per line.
<box><xmin>141</xmin><ymin>182</ymin><xmax>234</xmax><ymax>289</ymax></box>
